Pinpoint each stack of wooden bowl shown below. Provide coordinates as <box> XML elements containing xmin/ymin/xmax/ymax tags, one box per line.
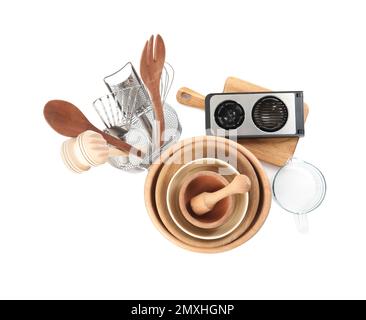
<box><xmin>144</xmin><ymin>136</ymin><xmax>271</xmax><ymax>253</ymax></box>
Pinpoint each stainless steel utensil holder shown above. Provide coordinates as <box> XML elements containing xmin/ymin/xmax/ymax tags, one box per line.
<box><xmin>94</xmin><ymin>62</ymin><xmax>181</xmax><ymax>172</ymax></box>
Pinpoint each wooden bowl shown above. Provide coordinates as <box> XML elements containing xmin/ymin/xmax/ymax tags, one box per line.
<box><xmin>179</xmin><ymin>171</ymin><xmax>233</xmax><ymax>229</ymax></box>
<box><xmin>166</xmin><ymin>160</ymin><xmax>248</xmax><ymax>239</ymax></box>
<box><xmin>144</xmin><ymin>136</ymin><xmax>271</xmax><ymax>253</ymax></box>
<box><xmin>153</xmin><ymin>138</ymin><xmax>260</xmax><ymax>248</ymax></box>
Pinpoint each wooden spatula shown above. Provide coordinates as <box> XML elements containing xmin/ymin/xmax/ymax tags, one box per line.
<box><xmin>44</xmin><ymin>100</ymin><xmax>143</xmax><ymax>157</ymax></box>
<box><xmin>140</xmin><ymin>34</ymin><xmax>166</xmax><ymax>147</ymax></box>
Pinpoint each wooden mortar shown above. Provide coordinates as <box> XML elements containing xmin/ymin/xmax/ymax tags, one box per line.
<box><xmin>178</xmin><ymin>171</ymin><xmax>234</xmax><ymax>229</ymax></box>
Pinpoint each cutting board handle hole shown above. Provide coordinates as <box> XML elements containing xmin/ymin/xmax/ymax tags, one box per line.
<box><xmin>181</xmin><ymin>92</ymin><xmax>192</xmax><ymax>100</ymax></box>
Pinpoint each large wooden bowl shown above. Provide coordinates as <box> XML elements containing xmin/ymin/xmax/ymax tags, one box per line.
<box><xmin>154</xmin><ymin>139</ymin><xmax>260</xmax><ymax>248</ymax></box>
<box><xmin>144</xmin><ymin>136</ymin><xmax>271</xmax><ymax>253</ymax></box>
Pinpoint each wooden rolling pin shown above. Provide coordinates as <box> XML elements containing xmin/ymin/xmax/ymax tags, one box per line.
<box><xmin>176</xmin><ymin>77</ymin><xmax>309</xmax><ymax>166</ymax></box>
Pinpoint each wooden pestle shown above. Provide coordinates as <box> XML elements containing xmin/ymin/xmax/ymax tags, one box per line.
<box><xmin>190</xmin><ymin>175</ymin><xmax>251</xmax><ymax>215</ymax></box>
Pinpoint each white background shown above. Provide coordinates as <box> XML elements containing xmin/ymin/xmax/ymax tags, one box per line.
<box><xmin>0</xmin><ymin>0</ymin><xmax>365</xmax><ymax>300</ymax></box>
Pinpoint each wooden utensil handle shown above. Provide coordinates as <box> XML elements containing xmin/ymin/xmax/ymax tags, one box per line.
<box><xmin>176</xmin><ymin>87</ymin><xmax>205</xmax><ymax>109</ymax></box>
<box><xmin>91</xmin><ymin>127</ymin><xmax>144</xmax><ymax>158</ymax></box>
<box><xmin>151</xmin><ymin>89</ymin><xmax>165</xmax><ymax>147</ymax></box>
<box><xmin>108</xmin><ymin>147</ymin><xmax>128</xmax><ymax>157</ymax></box>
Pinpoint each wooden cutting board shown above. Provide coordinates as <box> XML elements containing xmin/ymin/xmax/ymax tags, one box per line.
<box><xmin>176</xmin><ymin>77</ymin><xmax>309</xmax><ymax>166</ymax></box>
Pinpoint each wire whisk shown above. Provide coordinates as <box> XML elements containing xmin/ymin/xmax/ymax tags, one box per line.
<box><xmin>92</xmin><ymin>86</ymin><xmax>142</xmax><ymax>139</ymax></box>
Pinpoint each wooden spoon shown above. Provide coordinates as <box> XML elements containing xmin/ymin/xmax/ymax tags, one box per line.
<box><xmin>140</xmin><ymin>34</ymin><xmax>166</xmax><ymax>147</ymax></box>
<box><xmin>44</xmin><ymin>100</ymin><xmax>143</xmax><ymax>157</ymax></box>
<box><xmin>190</xmin><ymin>174</ymin><xmax>251</xmax><ymax>215</ymax></box>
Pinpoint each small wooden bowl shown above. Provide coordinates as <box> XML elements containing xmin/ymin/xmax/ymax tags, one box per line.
<box><xmin>178</xmin><ymin>171</ymin><xmax>234</xmax><ymax>229</ymax></box>
<box><xmin>166</xmin><ymin>158</ymin><xmax>247</xmax><ymax>240</ymax></box>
